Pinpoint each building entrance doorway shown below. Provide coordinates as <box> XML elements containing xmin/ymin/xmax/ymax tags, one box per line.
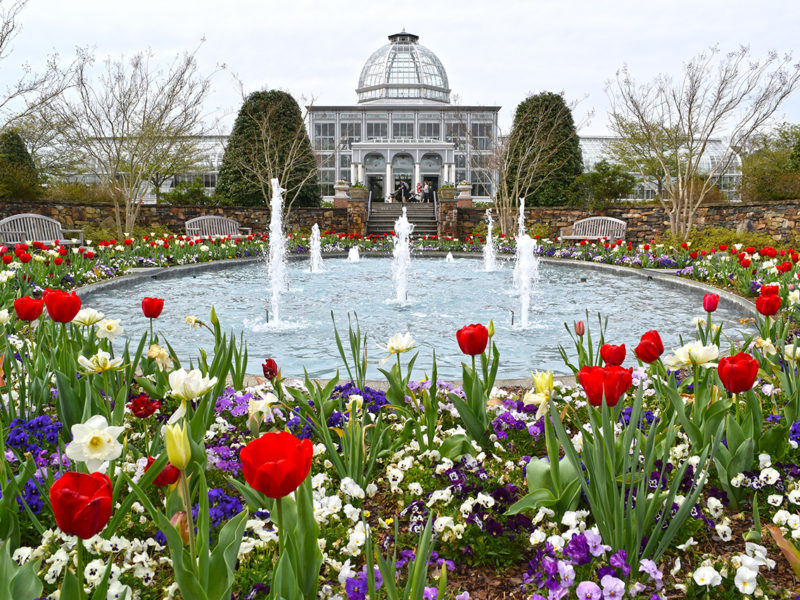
<box><xmin>422</xmin><ymin>176</ymin><xmax>439</xmax><ymax>200</ymax></box>
<box><xmin>367</xmin><ymin>175</ymin><xmax>384</xmax><ymax>202</ymax></box>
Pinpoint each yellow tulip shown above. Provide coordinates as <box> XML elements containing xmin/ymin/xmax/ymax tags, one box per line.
<box><xmin>165</xmin><ymin>422</ymin><xmax>191</xmax><ymax>470</ymax></box>
<box><xmin>532</xmin><ymin>371</ymin><xmax>553</xmax><ymax>397</ymax></box>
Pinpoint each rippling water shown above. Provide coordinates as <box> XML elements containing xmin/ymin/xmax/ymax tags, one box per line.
<box><xmin>82</xmin><ymin>257</ymin><xmax>749</xmax><ymax>379</ymax></box>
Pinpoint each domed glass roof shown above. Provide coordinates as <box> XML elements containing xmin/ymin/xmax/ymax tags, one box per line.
<box><xmin>356</xmin><ymin>32</ymin><xmax>450</xmax><ymax>104</ymax></box>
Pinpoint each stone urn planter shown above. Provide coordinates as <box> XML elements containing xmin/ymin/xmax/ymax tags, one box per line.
<box><xmin>438</xmin><ymin>187</ymin><xmax>456</xmax><ymax>201</ymax></box>
<box><xmin>456</xmin><ymin>181</ymin><xmax>473</xmax><ymax>209</ymax></box>
<box><xmin>333</xmin><ymin>181</ymin><xmax>350</xmax><ymax>208</ymax></box>
<box><xmin>349</xmin><ymin>187</ymin><xmax>368</xmax><ymax>202</ymax></box>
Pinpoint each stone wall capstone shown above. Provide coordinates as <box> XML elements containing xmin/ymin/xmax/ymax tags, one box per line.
<box><xmin>1</xmin><ymin>198</ymin><xmax>798</xmax><ymax>243</ymax></box>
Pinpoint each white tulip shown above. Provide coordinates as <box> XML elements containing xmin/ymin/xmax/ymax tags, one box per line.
<box><xmin>78</xmin><ymin>350</ymin><xmax>123</xmax><ymax>373</ymax></box>
<box><xmin>663</xmin><ymin>341</ymin><xmax>719</xmax><ymax>369</ymax></box>
<box><xmin>168</xmin><ymin>368</ymin><xmax>218</xmax><ymax>402</ymax></box>
<box><xmin>73</xmin><ymin>308</ymin><xmax>105</xmax><ymax>327</ymax></box>
<box><xmin>96</xmin><ymin>318</ymin><xmax>124</xmax><ymax>341</ymax></box>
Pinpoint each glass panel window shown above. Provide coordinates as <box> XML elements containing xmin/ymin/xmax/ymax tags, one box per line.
<box><xmin>446</xmin><ymin>123</ymin><xmax>467</xmax><ymax>149</ymax></box>
<box><xmin>419</xmin><ymin>122</ymin><xmax>440</xmax><ymax>140</ymax></box>
<box><xmin>471</xmin><ymin>123</ymin><xmax>492</xmax><ymax>151</ymax></box>
<box><xmin>340</xmin><ymin>123</ymin><xmax>361</xmax><ymax>149</ymax></box>
<box><xmin>314</xmin><ymin>123</ymin><xmax>335</xmax><ymax>150</ymax></box>
<box><xmin>366</xmin><ymin>122</ymin><xmax>388</xmax><ymax>140</ymax></box>
<box><xmin>339</xmin><ymin>154</ymin><xmax>351</xmax><ymax>182</ymax></box>
<box><xmin>319</xmin><ymin>169</ymin><xmax>335</xmax><ymax>196</ymax></box>
<box><xmin>392</xmin><ymin>122</ymin><xmax>414</xmax><ymax>139</ymax></box>
<box><xmin>471</xmin><ymin>170</ymin><xmax>492</xmax><ymax>197</ymax></box>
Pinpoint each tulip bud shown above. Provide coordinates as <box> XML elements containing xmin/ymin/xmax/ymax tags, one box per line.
<box><xmin>169</xmin><ymin>511</ymin><xmax>191</xmax><ymax>545</ymax></box>
<box><xmin>165</xmin><ymin>422</ymin><xmax>191</xmax><ymax>471</ymax></box>
<box><xmin>262</xmin><ymin>358</ymin><xmax>279</xmax><ymax>380</ymax></box>
<box><xmin>575</xmin><ymin>320</ymin><xmax>585</xmax><ymax>337</ymax></box>
<box><xmin>487</xmin><ymin>320</ymin><xmax>495</xmax><ymax>338</ymax></box>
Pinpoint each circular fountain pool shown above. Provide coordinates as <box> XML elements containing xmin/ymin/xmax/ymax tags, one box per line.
<box><xmin>82</xmin><ymin>257</ymin><xmax>750</xmax><ymax>379</ymax></box>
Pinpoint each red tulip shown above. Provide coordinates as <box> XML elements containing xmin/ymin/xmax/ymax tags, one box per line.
<box><xmin>145</xmin><ymin>456</ymin><xmax>181</xmax><ymax>487</ymax></box>
<box><xmin>756</xmin><ymin>294</ymin><xmax>781</xmax><ymax>316</ymax></box>
<box><xmin>262</xmin><ymin>358</ymin><xmax>279</xmax><ymax>380</ymax></box>
<box><xmin>575</xmin><ymin>320</ymin><xmax>585</xmax><ymax>337</ymax></box>
<box><xmin>18</xmin><ymin>252</ymin><xmax>31</xmax><ymax>263</ymax></box>
<box><xmin>2</xmin><ymin>255</ymin><xmax>11</xmax><ymax>265</ymax></box>
<box><xmin>13</xmin><ymin>296</ymin><xmax>44</xmax><ymax>321</ymax></box>
<box><xmin>240</xmin><ymin>431</ymin><xmax>313</xmax><ymax>499</ymax></box>
<box><xmin>600</xmin><ymin>344</ymin><xmax>626</xmax><ymax>366</ymax></box>
<box><xmin>43</xmin><ymin>288</ymin><xmax>81</xmax><ymax>323</ymax></box>
<box><xmin>717</xmin><ymin>352</ymin><xmax>759</xmax><ymax>394</ymax></box>
<box><xmin>141</xmin><ymin>297</ymin><xmax>164</xmax><ymax>319</ymax></box>
<box><xmin>703</xmin><ymin>293</ymin><xmax>719</xmax><ymax>313</ymax></box>
<box><xmin>49</xmin><ymin>472</ymin><xmax>112</xmax><ymax>539</ymax></box>
<box><xmin>456</xmin><ymin>323</ymin><xmax>489</xmax><ymax>356</ymax></box>
<box><xmin>634</xmin><ymin>330</ymin><xmax>664</xmax><ymax>364</ymax></box>
<box><xmin>577</xmin><ymin>365</ymin><xmax>633</xmax><ymax>407</ymax></box>
<box><xmin>760</xmin><ymin>285</ymin><xmax>780</xmax><ymax>297</ymax></box>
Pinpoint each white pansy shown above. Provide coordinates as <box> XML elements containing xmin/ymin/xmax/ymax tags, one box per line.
<box><xmin>340</xmin><ymin>477</ymin><xmax>365</xmax><ymax>500</ymax></box>
<box><xmin>759</xmin><ymin>453</ymin><xmax>772</xmax><ymax>469</ymax></box>
<box><xmin>789</xmin><ymin>489</ymin><xmax>800</xmax><ymax>505</ymax></box>
<box><xmin>759</xmin><ymin>467</ymin><xmax>780</xmax><ymax>485</ymax></box>
<box><xmin>168</xmin><ymin>368</ymin><xmax>219</xmax><ymax>401</ymax></box>
<box><xmin>78</xmin><ymin>350</ymin><xmax>123</xmax><ymax>374</ymax></box>
<box><xmin>96</xmin><ymin>318</ymin><xmax>124</xmax><ymax>341</ymax></box>
<box><xmin>530</xmin><ymin>530</ymin><xmax>547</xmax><ymax>544</ymax></box>
<box><xmin>692</xmin><ymin>565</ymin><xmax>722</xmax><ymax>587</ymax></box>
<box><xmin>408</xmin><ymin>482</ymin><xmax>423</xmax><ymax>495</ymax></box>
<box><xmin>767</xmin><ymin>494</ymin><xmax>784</xmax><ymax>507</ymax></box>
<box><xmin>734</xmin><ymin>566</ymin><xmax>758</xmax><ymax>595</ymax></box>
<box><xmin>773</xmin><ymin>509</ymin><xmax>791</xmax><ymax>526</ymax></box>
<box><xmin>73</xmin><ymin>308</ymin><xmax>105</xmax><ymax>327</ymax></box>
<box><xmin>715</xmin><ymin>522</ymin><xmax>732</xmax><ymax>541</ymax></box>
<box><xmin>65</xmin><ymin>415</ymin><xmax>125</xmax><ymax>473</ymax></box>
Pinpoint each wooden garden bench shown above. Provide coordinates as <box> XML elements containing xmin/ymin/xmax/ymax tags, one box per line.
<box><xmin>559</xmin><ymin>216</ymin><xmax>627</xmax><ymax>242</ymax></box>
<box><xmin>0</xmin><ymin>213</ymin><xmax>84</xmax><ymax>245</ymax></box>
<box><xmin>185</xmin><ymin>216</ymin><xmax>252</xmax><ymax>238</ymax></box>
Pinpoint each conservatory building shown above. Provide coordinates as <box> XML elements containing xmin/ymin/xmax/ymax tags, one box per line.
<box><xmin>307</xmin><ymin>31</ymin><xmax>500</xmax><ymax>201</ymax></box>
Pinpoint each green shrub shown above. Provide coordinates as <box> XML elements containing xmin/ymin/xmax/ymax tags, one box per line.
<box><xmin>160</xmin><ymin>179</ymin><xmax>211</xmax><ymax>205</ymax></box>
<box><xmin>659</xmin><ymin>226</ymin><xmax>779</xmax><ymax>250</ymax></box>
<box><xmin>45</xmin><ymin>181</ymin><xmax>119</xmax><ymax>204</ymax></box>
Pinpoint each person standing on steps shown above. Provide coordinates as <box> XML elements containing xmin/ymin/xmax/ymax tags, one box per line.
<box><xmin>422</xmin><ymin>180</ymin><xmax>430</xmax><ymax>203</ymax></box>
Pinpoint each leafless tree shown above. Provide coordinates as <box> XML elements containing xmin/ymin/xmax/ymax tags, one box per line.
<box><xmin>607</xmin><ymin>46</ymin><xmax>800</xmax><ymax>239</ymax></box>
<box><xmin>51</xmin><ymin>47</ymin><xmax>216</xmax><ymax>236</ymax></box>
<box><xmin>0</xmin><ymin>0</ymin><xmax>82</xmax><ymax>127</ymax></box>
<box><xmin>492</xmin><ymin>95</ymin><xmax>589</xmax><ymax>235</ymax></box>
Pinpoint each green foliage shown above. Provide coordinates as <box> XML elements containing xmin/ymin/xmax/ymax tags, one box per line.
<box><xmin>0</xmin><ymin>130</ymin><xmax>41</xmax><ymax>200</ymax></box>
<box><xmin>505</xmin><ymin>92</ymin><xmax>582</xmax><ymax>206</ymax></box>
<box><xmin>658</xmin><ymin>226</ymin><xmax>778</xmax><ymax>251</ymax></box>
<box><xmin>742</xmin><ymin>122</ymin><xmax>800</xmax><ymax>203</ymax></box>
<box><xmin>573</xmin><ymin>159</ymin><xmax>636</xmax><ymax>208</ymax></box>
<box><xmin>215</xmin><ymin>90</ymin><xmax>320</xmax><ymax>207</ymax></box>
<box><xmin>161</xmin><ymin>178</ymin><xmax>212</xmax><ymax>205</ymax></box>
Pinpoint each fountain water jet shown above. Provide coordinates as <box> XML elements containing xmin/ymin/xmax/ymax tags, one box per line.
<box><xmin>347</xmin><ymin>247</ymin><xmax>360</xmax><ymax>262</ymax></box>
<box><xmin>513</xmin><ymin>198</ymin><xmax>526</xmax><ymax>289</ymax></box>
<box><xmin>392</xmin><ymin>206</ymin><xmax>414</xmax><ymax>303</ymax></box>
<box><xmin>515</xmin><ymin>234</ymin><xmax>539</xmax><ymax>328</ymax></box>
<box><xmin>309</xmin><ymin>223</ymin><xmax>324</xmax><ymax>272</ymax></box>
<box><xmin>483</xmin><ymin>209</ymin><xmax>497</xmax><ymax>271</ymax></box>
<box><xmin>268</xmin><ymin>179</ymin><xmax>287</xmax><ymax>323</ymax></box>
<box><xmin>445</xmin><ymin>252</ymin><xmax>454</xmax><ymax>263</ymax></box>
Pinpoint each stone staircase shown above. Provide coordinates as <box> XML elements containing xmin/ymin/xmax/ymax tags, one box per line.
<box><xmin>366</xmin><ymin>203</ymin><xmax>438</xmax><ymax>237</ymax></box>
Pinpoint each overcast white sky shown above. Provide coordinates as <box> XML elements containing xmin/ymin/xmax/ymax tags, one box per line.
<box><xmin>6</xmin><ymin>0</ymin><xmax>800</xmax><ymax>135</ymax></box>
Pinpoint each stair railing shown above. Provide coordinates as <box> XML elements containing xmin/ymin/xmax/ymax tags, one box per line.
<box><xmin>367</xmin><ymin>190</ymin><xmax>372</xmax><ymax>221</ymax></box>
<box><xmin>433</xmin><ymin>190</ymin><xmax>438</xmax><ymax>219</ymax></box>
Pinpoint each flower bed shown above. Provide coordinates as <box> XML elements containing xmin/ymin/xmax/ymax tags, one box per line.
<box><xmin>1</xmin><ymin>231</ymin><xmax>800</xmax><ymax>598</ymax></box>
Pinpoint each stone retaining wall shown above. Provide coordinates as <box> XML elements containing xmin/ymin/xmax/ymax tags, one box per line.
<box><xmin>1</xmin><ymin>198</ymin><xmax>797</xmax><ymax>242</ymax></box>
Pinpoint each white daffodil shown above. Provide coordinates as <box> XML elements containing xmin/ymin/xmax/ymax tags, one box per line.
<box><xmin>789</xmin><ymin>290</ymin><xmax>800</xmax><ymax>306</ymax></box>
<box><xmin>65</xmin><ymin>415</ymin><xmax>125</xmax><ymax>472</ymax></box>
<box><xmin>72</xmin><ymin>308</ymin><xmax>105</xmax><ymax>327</ymax></box>
<box><xmin>754</xmin><ymin>337</ymin><xmax>777</xmax><ymax>355</ymax></box>
<box><xmin>249</xmin><ymin>392</ymin><xmax>278</xmax><ymax>425</ymax></box>
<box><xmin>77</xmin><ymin>350</ymin><xmax>123</xmax><ymax>374</ymax></box>
<box><xmin>147</xmin><ymin>344</ymin><xmax>172</xmax><ymax>371</ymax></box>
<box><xmin>185</xmin><ymin>315</ymin><xmax>200</xmax><ymax>330</ymax></box>
<box><xmin>96</xmin><ymin>318</ymin><xmax>124</xmax><ymax>341</ymax></box>
<box><xmin>377</xmin><ymin>332</ymin><xmax>416</xmax><ymax>365</ymax></box>
<box><xmin>168</xmin><ymin>368</ymin><xmax>218</xmax><ymax>402</ymax></box>
<box><xmin>663</xmin><ymin>341</ymin><xmax>719</xmax><ymax>369</ymax></box>
<box><xmin>784</xmin><ymin>344</ymin><xmax>800</xmax><ymax>362</ymax></box>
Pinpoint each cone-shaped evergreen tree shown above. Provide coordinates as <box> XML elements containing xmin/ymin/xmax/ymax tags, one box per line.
<box><xmin>216</xmin><ymin>90</ymin><xmax>320</xmax><ymax>207</ymax></box>
<box><xmin>0</xmin><ymin>129</ymin><xmax>41</xmax><ymax>200</ymax></box>
<box><xmin>505</xmin><ymin>92</ymin><xmax>582</xmax><ymax>206</ymax></box>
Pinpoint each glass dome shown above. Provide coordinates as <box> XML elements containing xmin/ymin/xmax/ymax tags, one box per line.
<box><xmin>356</xmin><ymin>32</ymin><xmax>450</xmax><ymax>104</ymax></box>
